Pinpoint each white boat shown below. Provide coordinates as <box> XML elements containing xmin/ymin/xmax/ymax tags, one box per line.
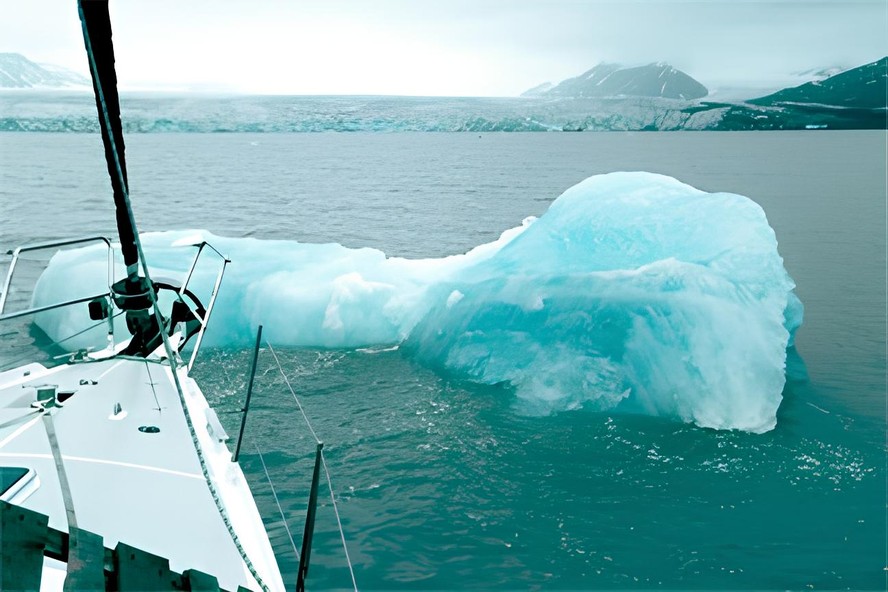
<box><xmin>0</xmin><ymin>1</ymin><xmax>292</xmax><ymax>590</ymax></box>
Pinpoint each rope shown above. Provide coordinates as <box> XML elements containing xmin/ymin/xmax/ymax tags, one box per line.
<box><xmin>77</xmin><ymin>7</ymin><xmax>267</xmax><ymax>588</ymax></box>
<box><xmin>254</xmin><ymin>441</ymin><xmax>301</xmax><ymax>562</ymax></box>
<box><xmin>265</xmin><ymin>340</ymin><xmax>359</xmax><ymax>591</ymax></box>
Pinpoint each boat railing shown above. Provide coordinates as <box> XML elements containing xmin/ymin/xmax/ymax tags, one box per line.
<box><xmin>0</xmin><ymin>236</ymin><xmax>115</xmax><ymax>323</ymax></box>
<box><xmin>179</xmin><ymin>240</ymin><xmax>230</xmax><ymax>371</ymax></box>
<box><xmin>0</xmin><ymin>236</ymin><xmax>228</xmax><ymax>368</ymax></box>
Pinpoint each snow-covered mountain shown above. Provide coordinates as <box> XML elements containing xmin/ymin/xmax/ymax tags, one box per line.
<box><xmin>751</xmin><ymin>57</ymin><xmax>887</xmax><ymax>109</ymax></box>
<box><xmin>0</xmin><ymin>56</ymin><xmax>881</xmax><ymax>132</ymax></box>
<box><xmin>791</xmin><ymin>66</ymin><xmax>848</xmax><ymax>82</ymax></box>
<box><xmin>0</xmin><ymin>53</ymin><xmax>90</xmax><ymax>89</ymax></box>
<box><xmin>523</xmin><ymin>63</ymin><xmax>709</xmax><ymax>100</ymax></box>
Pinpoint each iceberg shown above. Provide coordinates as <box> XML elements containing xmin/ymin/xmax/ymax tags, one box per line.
<box><xmin>31</xmin><ymin>172</ymin><xmax>802</xmax><ymax>432</ymax></box>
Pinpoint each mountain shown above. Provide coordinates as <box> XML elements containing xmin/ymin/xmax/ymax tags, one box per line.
<box><xmin>520</xmin><ymin>81</ymin><xmax>555</xmax><ymax>98</ymax></box>
<box><xmin>791</xmin><ymin>65</ymin><xmax>847</xmax><ymax>82</ymax></box>
<box><xmin>0</xmin><ymin>53</ymin><xmax>90</xmax><ymax>89</ymax></box>
<box><xmin>524</xmin><ymin>63</ymin><xmax>708</xmax><ymax>100</ymax></box>
<box><xmin>0</xmin><ymin>57</ymin><xmax>882</xmax><ymax>132</ymax></box>
<box><xmin>685</xmin><ymin>58</ymin><xmax>887</xmax><ymax>131</ymax></box>
<box><xmin>750</xmin><ymin>57</ymin><xmax>887</xmax><ymax>109</ymax></box>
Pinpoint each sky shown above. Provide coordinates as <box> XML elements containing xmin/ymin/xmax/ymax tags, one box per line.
<box><xmin>2</xmin><ymin>0</ymin><xmax>886</xmax><ymax>96</ymax></box>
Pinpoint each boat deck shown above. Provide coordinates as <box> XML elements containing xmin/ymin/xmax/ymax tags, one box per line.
<box><xmin>0</xmin><ymin>358</ymin><xmax>283</xmax><ymax>591</ymax></box>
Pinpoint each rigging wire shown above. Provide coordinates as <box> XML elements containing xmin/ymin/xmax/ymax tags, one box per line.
<box><xmin>266</xmin><ymin>342</ymin><xmax>321</xmax><ymax>443</ymax></box>
<box><xmin>57</xmin><ymin>310</ymin><xmax>124</xmax><ymax>345</ymax></box>
<box><xmin>254</xmin><ymin>440</ymin><xmax>301</xmax><ymax>562</ymax></box>
<box><xmin>321</xmin><ymin>452</ymin><xmax>359</xmax><ymax>592</ymax></box>
<box><xmin>0</xmin><ymin>311</ymin><xmax>124</xmax><ymax>371</ymax></box>
<box><xmin>144</xmin><ymin>360</ymin><xmax>161</xmax><ymax>411</ymax></box>
<box><xmin>265</xmin><ymin>340</ymin><xmax>359</xmax><ymax>592</ymax></box>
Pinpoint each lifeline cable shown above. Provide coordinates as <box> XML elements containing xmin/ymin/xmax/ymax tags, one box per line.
<box><xmin>266</xmin><ymin>341</ymin><xmax>359</xmax><ymax>591</ymax></box>
<box><xmin>254</xmin><ymin>440</ymin><xmax>301</xmax><ymax>562</ymax></box>
<box><xmin>266</xmin><ymin>342</ymin><xmax>320</xmax><ymax>443</ymax></box>
<box><xmin>321</xmin><ymin>452</ymin><xmax>359</xmax><ymax>592</ymax></box>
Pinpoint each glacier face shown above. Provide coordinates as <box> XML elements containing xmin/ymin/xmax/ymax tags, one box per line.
<box><xmin>33</xmin><ymin>173</ymin><xmax>801</xmax><ymax>432</ymax></box>
<box><xmin>0</xmin><ymin>93</ymin><xmax>706</xmax><ymax>132</ymax></box>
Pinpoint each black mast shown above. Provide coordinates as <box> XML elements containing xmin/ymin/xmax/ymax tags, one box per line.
<box><xmin>78</xmin><ymin>0</ymin><xmax>139</xmax><ymax>279</ymax></box>
<box><xmin>78</xmin><ymin>0</ymin><xmax>158</xmax><ymax>353</ymax></box>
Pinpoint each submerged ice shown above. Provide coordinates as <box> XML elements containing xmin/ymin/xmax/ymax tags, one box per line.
<box><xmin>33</xmin><ymin>172</ymin><xmax>802</xmax><ymax>432</ymax></box>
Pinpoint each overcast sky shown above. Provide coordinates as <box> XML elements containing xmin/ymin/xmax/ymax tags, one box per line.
<box><xmin>2</xmin><ymin>0</ymin><xmax>886</xmax><ymax>96</ymax></box>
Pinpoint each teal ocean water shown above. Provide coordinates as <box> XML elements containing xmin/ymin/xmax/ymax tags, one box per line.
<box><xmin>0</xmin><ymin>131</ymin><xmax>885</xmax><ymax>589</ymax></box>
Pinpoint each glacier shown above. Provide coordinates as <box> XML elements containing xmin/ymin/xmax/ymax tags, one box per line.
<box><xmin>0</xmin><ymin>93</ymin><xmax>720</xmax><ymax>132</ymax></box>
<box><xmin>32</xmin><ymin>172</ymin><xmax>802</xmax><ymax>432</ymax></box>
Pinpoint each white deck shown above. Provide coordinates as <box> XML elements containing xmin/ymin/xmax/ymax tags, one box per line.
<box><xmin>0</xmin><ymin>358</ymin><xmax>285</xmax><ymax>592</ymax></box>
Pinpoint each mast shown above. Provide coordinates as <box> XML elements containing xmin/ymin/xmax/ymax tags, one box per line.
<box><xmin>78</xmin><ymin>0</ymin><xmax>138</xmax><ymax>279</ymax></box>
<box><xmin>77</xmin><ymin>0</ymin><xmax>159</xmax><ymax>354</ymax></box>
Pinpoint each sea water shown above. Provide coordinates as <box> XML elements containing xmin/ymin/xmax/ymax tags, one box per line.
<box><xmin>0</xmin><ymin>131</ymin><xmax>885</xmax><ymax>589</ymax></box>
